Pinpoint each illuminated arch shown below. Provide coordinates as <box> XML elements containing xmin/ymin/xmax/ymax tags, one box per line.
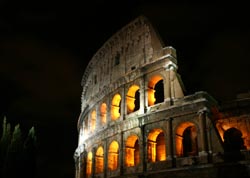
<box><xmin>216</xmin><ymin>120</ymin><xmax>250</xmax><ymax>149</ymax></box>
<box><xmin>147</xmin><ymin>129</ymin><xmax>166</xmax><ymax>162</ymax></box>
<box><xmin>108</xmin><ymin>141</ymin><xmax>119</xmax><ymax>171</ymax></box>
<box><xmin>100</xmin><ymin>103</ymin><xmax>107</xmax><ymax>125</ymax></box>
<box><xmin>127</xmin><ymin>85</ymin><xmax>140</xmax><ymax>114</ymax></box>
<box><xmin>90</xmin><ymin>110</ymin><xmax>96</xmax><ymax>132</ymax></box>
<box><xmin>95</xmin><ymin>146</ymin><xmax>104</xmax><ymax>174</ymax></box>
<box><xmin>175</xmin><ymin>122</ymin><xmax>198</xmax><ymax>157</ymax></box>
<box><xmin>148</xmin><ymin>75</ymin><xmax>164</xmax><ymax>106</ymax></box>
<box><xmin>111</xmin><ymin>94</ymin><xmax>121</xmax><ymax>120</ymax></box>
<box><xmin>125</xmin><ymin>135</ymin><xmax>140</xmax><ymax>167</ymax></box>
<box><xmin>86</xmin><ymin>152</ymin><xmax>92</xmax><ymax>177</ymax></box>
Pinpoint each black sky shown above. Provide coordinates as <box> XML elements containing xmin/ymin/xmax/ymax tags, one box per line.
<box><xmin>1</xmin><ymin>1</ymin><xmax>250</xmax><ymax>178</ymax></box>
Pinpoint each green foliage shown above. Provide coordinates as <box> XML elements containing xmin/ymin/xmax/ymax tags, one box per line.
<box><xmin>0</xmin><ymin>116</ymin><xmax>37</xmax><ymax>178</ymax></box>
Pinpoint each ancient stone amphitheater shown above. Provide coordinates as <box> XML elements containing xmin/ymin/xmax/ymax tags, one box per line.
<box><xmin>74</xmin><ymin>16</ymin><xmax>250</xmax><ymax>178</ymax></box>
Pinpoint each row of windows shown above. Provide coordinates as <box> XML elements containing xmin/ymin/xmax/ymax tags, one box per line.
<box><xmin>85</xmin><ymin>122</ymin><xmax>200</xmax><ymax>177</ymax></box>
<box><xmin>84</xmin><ymin>75</ymin><xmax>164</xmax><ymax>134</ymax></box>
<box><xmin>85</xmin><ymin>125</ymin><xmax>247</xmax><ymax>177</ymax></box>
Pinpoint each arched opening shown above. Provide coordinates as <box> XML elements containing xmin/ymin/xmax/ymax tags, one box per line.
<box><xmin>224</xmin><ymin>127</ymin><xmax>246</xmax><ymax>151</ymax></box>
<box><xmin>108</xmin><ymin>141</ymin><xmax>119</xmax><ymax>171</ymax></box>
<box><xmin>147</xmin><ymin>129</ymin><xmax>166</xmax><ymax>162</ymax></box>
<box><xmin>216</xmin><ymin>119</ymin><xmax>250</xmax><ymax>149</ymax></box>
<box><xmin>223</xmin><ymin>127</ymin><xmax>246</xmax><ymax>161</ymax></box>
<box><xmin>90</xmin><ymin>110</ymin><xmax>96</xmax><ymax>132</ymax></box>
<box><xmin>134</xmin><ymin>90</ymin><xmax>140</xmax><ymax>111</ymax></box>
<box><xmin>95</xmin><ymin>146</ymin><xmax>104</xmax><ymax>174</ymax></box>
<box><xmin>127</xmin><ymin>85</ymin><xmax>140</xmax><ymax>114</ymax></box>
<box><xmin>111</xmin><ymin>94</ymin><xmax>121</xmax><ymax>120</ymax></box>
<box><xmin>125</xmin><ymin>135</ymin><xmax>140</xmax><ymax>167</ymax></box>
<box><xmin>100</xmin><ymin>103</ymin><xmax>107</xmax><ymax>125</ymax></box>
<box><xmin>86</xmin><ymin>152</ymin><xmax>92</xmax><ymax>177</ymax></box>
<box><xmin>154</xmin><ymin>79</ymin><xmax>164</xmax><ymax>104</ymax></box>
<box><xmin>148</xmin><ymin>75</ymin><xmax>164</xmax><ymax>106</ymax></box>
<box><xmin>175</xmin><ymin>122</ymin><xmax>198</xmax><ymax>157</ymax></box>
<box><xmin>182</xmin><ymin>126</ymin><xmax>198</xmax><ymax>157</ymax></box>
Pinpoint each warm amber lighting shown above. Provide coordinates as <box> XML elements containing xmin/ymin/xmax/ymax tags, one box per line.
<box><xmin>108</xmin><ymin>141</ymin><xmax>119</xmax><ymax>171</ymax></box>
<box><xmin>86</xmin><ymin>152</ymin><xmax>92</xmax><ymax>177</ymax></box>
<box><xmin>148</xmin><ymin>75</ymin><xmax>163</xmax><ymax>106</ymax></box>
<box><xmin>125</xmin><ymin>135</ymin><xmax>140</xmax><ymax>167</ymax></box>
<box><xmin>111</xmin><ymin>94</ymin><xmax>121</xmax><ymax>120</ymax></box>
<box><xmin>100</xmin><ymin>103</ymin><xmax>107</xmax><ymax>124</ymax></box>
<box><xmin>127</xmin><ymin>85</ymin><xmax>140</xmax><ymax>114</ymax></box>
<box><xmin>148</xmin><ymin>88</ymin><xmax>156</xmax><ymax>106</ymax></box>
<box><xmin>175</xmin><ymin>122</ymin><xmax>197</xmax><ymax>157</ymax></box>
<box><xmin>216</xmin><ymin>118</ymin><xmax>250</xmax><ymax>149</ymax></box>
<box><xmin>95</xmin><ymin>146</ymin><xmax>104</xmax><ymax>174</ymax></box>
<box><xmin>90</xmin><ymin>110</ymin><xmax>96</xmax><ymax>132</ymax></box>
<box><xmin>147</xmin><ymin>129</ymin><xmax>166</xmax><ymax>162</ymax></box>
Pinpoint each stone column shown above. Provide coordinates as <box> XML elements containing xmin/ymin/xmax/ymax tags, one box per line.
<box><xmin>139</xmin><ymin>123</ymin><xmax>147</xmax><ymax>173</ymax></box>
<box><xmin>104</xmin><ymin>139</ymin><xmax>108</xmax><ymax>178</ymax></box>
<box><xmin>143</xmin><ymin>75</ymin><xmax>149</xmax><ymax>113</ymax></box>
<box><xmin>166</xmin><ymin>118</ymin><xmax>175</xmax><ymax>167</ymax></box>
<box><xmin>80</xmin><ymin>145</ymin><xmax>87</xmax><ymax>178</ymax></box>
<box><xmin>198</xmin><ymin>108</ymin><xmax>209</xmax><ymax>163</ymax></box>
<box><xmin>74</xmin><ymin>156</ymin><xmax>79</xmax><ymax>178</ymax></box>
<box><xmin>164</xmin><ymin>63</ymin><xmax>177</xmax><ymax>105</ymax></box>
<box><xmin>139</xmin><ymin>77</ymin><xmax>146</xmax><ymax>114</ymax></box>
<box><xmin>121</xmin><ymin>87</ymin><xmax>125</xmax><ymax>120</ymax></box>
<box><xmin>120</xmin><ymin>132</ymin><xmax>124</xmax><ymax>175</ymax></box>
<box><xmin>92</xmin><ymin>147</ymin><xmax>96</xmax><ymax>177</ymax></box>
<box><xmin>107</xmin><ymin>98</ymin><xmax>111</xmax><ymax>125</ymax></box>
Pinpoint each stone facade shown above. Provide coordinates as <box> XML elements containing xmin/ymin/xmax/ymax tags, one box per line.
<box><xmin>74</xmin><ymin>16</ymin><xmax>250</xmax><ymax>178</ymax></box>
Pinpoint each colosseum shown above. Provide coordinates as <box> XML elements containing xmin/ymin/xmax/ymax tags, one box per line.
<box><xmin>74</xmin><ymin>16</ymin><xmax>250</xmax><ymax>178</ymax></box>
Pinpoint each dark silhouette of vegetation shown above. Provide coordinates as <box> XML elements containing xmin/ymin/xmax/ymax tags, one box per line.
<box><xmin>0</xmin><ymin>116</ymin><xmax>37</xmax><ymax>178</ymax></box>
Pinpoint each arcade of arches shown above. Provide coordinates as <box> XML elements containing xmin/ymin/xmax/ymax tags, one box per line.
<box><xmin>75</xmin><ymin>16</ymin><xmax>250</xmax><ymax>178</ymax></box>
<box><xmin>85</xmin><ymin>74</ymin><xmax>165</xmax><ymax>133</ymax></box>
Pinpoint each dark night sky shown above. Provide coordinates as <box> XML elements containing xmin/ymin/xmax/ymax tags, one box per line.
<box><xmin>1</xmin><ymin>1</ymin><xmax>250</xmax><ymax>178</ymax></box>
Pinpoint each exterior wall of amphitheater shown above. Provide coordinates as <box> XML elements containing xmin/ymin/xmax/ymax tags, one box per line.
<box><xmin>74</xmin><ymin>16</ymin><xmax>250</xmax><ymax>178</ymax></box>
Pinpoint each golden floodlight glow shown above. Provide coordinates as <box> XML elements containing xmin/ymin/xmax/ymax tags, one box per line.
<box><xmin>216</xmin><ymin>118</ymin><xmax>250</xmax><ymax>149</ymax></box>
<box><xmin>127</xmin><ymin>85</ymin><xmax>140</xmax><ymax>114</ymax></box>
<box><xmin>111</xmin><ymin>94</ymin><xmax>121</xmax><ymax>120</ymax></box>
<box><xmin>147</xmin><ymin>129</ymin><xmax>166</xmax><ymax>162</ymax></box>
<box><xmin>108</xmin><ymin>141</ymin><xmax>119</xmax><ymax>171</ymax></box>
<box><xmin>95</xmin><ymin>146</ymin><xmax>104</xmax><ymax>174</ymax></box>
<box><xmin>90</xmin><ymin>110</ymin><xmax>96</xmax><ymax>132</ymax></box>
<box><xmin>125</xmin><ymin>135</ymin><xmax>139</xmax><ymax>167</ymax></box>
<box><xmin>86</xmin><ymin>152</ymin><xmax>93</xmax><ymax>177</ymax></box>
<box><xmin>100</xmin><ymin>103</ymin><xmax>107</xmax><ymax>124</ymax></box>
<box><xmin>175</xmin><ymin>122</ymin><xmax>196</xmax><ymax>157</ymax></box>
<box><xmin>148</xmin><ymin>75</ymin><xmax>163</xmax><ymax>106</ymax></box>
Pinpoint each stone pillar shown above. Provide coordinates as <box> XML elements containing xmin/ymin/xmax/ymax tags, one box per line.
<box><xmin>139</xmin><ymin>124</ymin><xmax>147</xmax><ymax>173</ymax></box>
<box><xmin>164</xmin><ymin>63</ymin><xmax>177</xmax><ymax>105</ymax></box>
<box><xmin>80</xmin><ymin>145</ymin><xmax>87</xmax><ymax>178</ymax></box>
<box><xmin>74</xmin><ymin>156</ymin><xmax>79</xmax><ymax>178</ymax></box>
<box><xmin>166</xmin><ymin>118</ymin><xmax>175</xmax><ymax>167</ymax></box>
<box><xmin>139</xmin><ymin>78</ymin><xmax>146</xmax><ymax>114</ymax></box>
<box><xmin>198</xmin><ymin>108</ymin><xmax>209</xmax><ymax>163</ymax></box>
<box><xmin>104</xmin><ymin>139</ymin><xmax>108</xmax><ymax>178</ymax></box>
<box><xmin>107</xmin><ymin>98</ymin><xmax>111</xmax><ymax>125</ymax></box>
<box><xmin>164</xmin><ymin>66</ymin><xmax>171</xmax><ymax>101</ymax></box>
<box><xmin>91</xmin><ymin>147</ymin><xmax>96</xmax><ymax>177</ymax></box>
<box><xmin>143</xmin><ymin>75</ymin><xmax>149</xmax><ymax>113</ymax></box>
<box><xmin>120</xmin><ymin>132</ymin><xmax>124</xmax><ymax>175</ymax></box>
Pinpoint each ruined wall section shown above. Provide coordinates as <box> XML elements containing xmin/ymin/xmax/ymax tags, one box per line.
<box><xmin>80</xmin><ymin>16</ymin><xmax>167</xmax><ymax>113</ymax></box>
